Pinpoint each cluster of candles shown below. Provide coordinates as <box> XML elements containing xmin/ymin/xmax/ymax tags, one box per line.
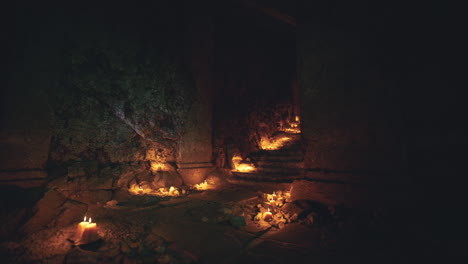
<box><xmin>256</xmin><ymin>190</ymin><xmax>291</xmax><ymax>222</ymax></box>
<box><xmin>193</xmin><ymin>180</ymin><xmax>209</xmax><ymax>190</ymax></box>
<box><xmin>75</xmin><ymin>215</ymin><xmax>99</xmax><ymax>245</ymax></box>
<box><xmin>129</xmin><ymin>179</ymin><xmax>214</xmax><ymax>196</ymax></box>
<box><xmin>279</xmin><ymin>115</ymin><xmax>301</xmax><ymax>134</ymax></box>
<box><xmin>128</xmin><ymin>184</ymin><xmax>182</xmax><ymax>196</ymax></box>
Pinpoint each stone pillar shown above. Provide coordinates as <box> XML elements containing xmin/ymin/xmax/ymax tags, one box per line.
<box><xmin>176</xmin><ymin>2</ymin><xmax>215</xmax><ymax>185</ymax></box>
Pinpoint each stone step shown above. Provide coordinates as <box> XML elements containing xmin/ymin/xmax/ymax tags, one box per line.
<box><xmin>252</xmin><ymin>148</ymin><xmax>303</xmax><ymax>156</ymax></box>
<box><xmin>255</xmin><ymin>160</ymin><xmax>304</xmax><ymax>168</ymax></box>
<box><xmin>256</xmin><ymin>167</ymin><xmax>303</xmax><ymax>174</ymax></box>
<box><xmin>233</xmin><ymin>170</ymin><xmax>302</xmax><ymax>177</ymax></box>
<box><xmin>230</xmin><ymin>172</ymin><xmax>303</xmax><ymax>183</ymax></box>
<box><xmin>253</xmin><ymin>156</ymin><xmax>303</xmax><ymax>163</ymax></box>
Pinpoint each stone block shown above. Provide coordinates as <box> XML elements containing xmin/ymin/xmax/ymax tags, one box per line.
<box><xmin>54</xmin><ymin>200</ymin><xmax>88</xmax><ymax>228</ymax></box>
<box><xmin>21</xmin><ymin>189</ymin><xmax>67</xmax><ymax>234</ymax></box>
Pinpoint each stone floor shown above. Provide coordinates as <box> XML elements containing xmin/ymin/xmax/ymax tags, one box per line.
<box><xmin>0</xmin><ymin>184</ymin><xmax>460</xmax><ymax>264</ymax></box>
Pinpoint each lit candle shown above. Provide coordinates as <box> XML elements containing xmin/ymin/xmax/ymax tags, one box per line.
<box><xmin>263</xmin><ymin>208</ymin><xmax>273</xmax><ymax>221</ymax></box>
<box><xmin>76</xmin><ymin>216</ymin><xmax>88</xmax><ymax>239</ymax></box>
<box><xmin>75</xmin><ymin>215</ymin><xmax>99</xmax><ymax>245</ymax></box>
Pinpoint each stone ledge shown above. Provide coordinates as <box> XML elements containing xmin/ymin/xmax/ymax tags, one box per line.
<box><xmin>0</xmin><ymin>171</ymin><xmax>48</xmax><ymax>188</ymax></box>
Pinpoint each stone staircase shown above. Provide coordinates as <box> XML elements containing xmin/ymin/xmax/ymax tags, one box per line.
<box><xmin>231</xmin><ymin>133</ymin><xmax>304</xmax><ymax>182</ymax></box>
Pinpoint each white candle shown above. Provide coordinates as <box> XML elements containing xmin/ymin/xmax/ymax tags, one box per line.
<box><xmin>75</xmin><ymin>215</ymin><xmax>99</xmax><ymax>244</ymax></box>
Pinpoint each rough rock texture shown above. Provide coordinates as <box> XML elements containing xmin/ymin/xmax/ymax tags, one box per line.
<box><xmin>21</xmin><ymin>190</ymin><xmax>67</xmax><ymax>234</ymax></box>
<box><xmin>3</xmin><ymin>2</ymin><xmax>197</xmax><ymax>192</ymax></box>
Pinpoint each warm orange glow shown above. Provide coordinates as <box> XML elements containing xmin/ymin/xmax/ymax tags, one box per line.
<box><xmin>279</xmin><ymin>116</ymin><xmax>301</xmax><ymax>134</ymax></box>
<box><xmin>232</xmin><ymin>155</ymin><xmax>256</xmax><ymax>172</ymax></box>
<box><xmin>236</xmin><ymin>163</ymin><xmax>256</xmax><ymax>172</ymax></box>
<box><xmin>263</xmin><ymin>208</ymin><xmax>273</xmax><ymax>221</ymax></box>
<box><xmin>264</xmin><ymin>190</ymin><xmax>291</xmax><ymax>207</ymax></box>
<box><xmin>260</xmin><ymin>136</ymin><xmax>291</xmax><ymax>150</ymax></box>
<box><xmin>129</xmin><ymin>183</ymin><xmax>180</xmax><ymax>197</ymax></box>
<box><xmin>281</xmin><ymin>127</ymin><xmax>300</xmax><ymax>133</ymax></box>
<box><xmin>76</xmin><ymin>215</ymin><xmax>98</xmax><ymax>244</ymax></box>
<box><xmin>150</xmin><ymin>161</ymin><xmax>168</xmax><ymax>172</ymax></box>
<box><xmin>193</xmin><ymin>180</ymin><xmax>210</xmax><ymax>190</ymax></box>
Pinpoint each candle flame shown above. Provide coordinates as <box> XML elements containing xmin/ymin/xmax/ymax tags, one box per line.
<box><xmin>84</xmin><ymin>216</ymin><xmax>87</xmax><ymax>222</ymax></box>
<box><xmin>268</xmin><ymin>208</ymin><xmax>270</xmax><ymax>212</ymax></box>
<box><xmin>89</xmin><ymin>217</ymin><xmax>91</xmax><ymax>223</ymax></box>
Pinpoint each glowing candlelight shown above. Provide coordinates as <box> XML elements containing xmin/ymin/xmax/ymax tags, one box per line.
<box><xmin>75</xmin><ymin>215</ymin><xmax>99</xmax><ymax>245</ymax></box>
<box><xmin>194</xmin><ymin>180</ymin><xmax>209</xmax><ymax>190</ymax></box>
<box><xmin>263</xmin><ymin>208</ymin><xmax>273</xmax><ymax>221</ymax></box>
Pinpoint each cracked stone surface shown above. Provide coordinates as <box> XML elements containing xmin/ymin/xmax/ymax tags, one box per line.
<box><xmin>1</xmin><ymin>185</ymin><xmax>449</xmax><ymax>264</ymax></box>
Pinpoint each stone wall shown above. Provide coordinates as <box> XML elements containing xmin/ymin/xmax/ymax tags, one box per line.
<box><xmin>296</xmin><ymin>1</ymin><xmax>409</xmax><ymax>206</ymax></box>
<box><xmin>1</xmin><ymin>1</ymin><xmax>203</xmax><ymax>196</ymax></box>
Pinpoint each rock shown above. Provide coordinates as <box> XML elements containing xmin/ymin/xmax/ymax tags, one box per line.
<box><xmin>281</xmin><ymin>202</ymin><xmax>303</xmax><ymax>216</ymax></box>
<box><xmin>229</xmin><ymin>215</ymin><xmax>246</xmax><ymax>228</ymax></box>
<box><xmin>21</xmin><ymin>189</ymin><xmax>67</xmax><ymax>234</ymax></box>
<box><xmin>305</xmin><ymin>212</ymin><xmax>317</xmax><ymax>225</ymax></box>
<box><xmin>152</xmin><ymin>171</ymin><xmax>183</xmax><ymax>188</ymax></box>
<box><xmin>116</xmin><ymin>162</ymin><xmax>147</xmax><ymax>188</ymax></box>
<box><xmin>290</xmin><ymin>213</ymin><xmax>298</xmax><ymax>221</ymax></box>
<box><xmin>49</xmin><ymin>170</ymin><xmax>113</xmax><ymax>194</ymax></box>
<box><xmin>67</xmin><ymin>164</ymin><xmax>85</xmax><ymax>179</ymax></box>
<box><xmin>65</xmin><ymin>247</ymin><xmax>100</xmax><ymax>264</ymax></box>
<box><xmin>113</xmin><ymin>189</ymin><xmax>131</xmax><ymax>203</ymax></box>
<box><xmin>100</xmin><ymin>245</ymin><xmax>121</xmax><ymax>259</ymax></box>
<box><xmin>106</xmin><ymin>200</ymin><xmax>118</xmax><ymax>207</ymax></box>
<box><xmin>158</xmin><ymin>254</ymin><xmax>172</xmax><ymax>264</ymax></box>
<box><xmin>63</xmin><ymin>190</ymin><xmax>113</xmax><ymax>205</ymax></box>
<box><xmin>205</xmin><ymin>169</ymin><xmax>229</xmax><ymax>185</ymax></box>
<box><xmin>54</xmin><ymin>199</ymin><xmax>88</xmax><ymax>228</ymax></box>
